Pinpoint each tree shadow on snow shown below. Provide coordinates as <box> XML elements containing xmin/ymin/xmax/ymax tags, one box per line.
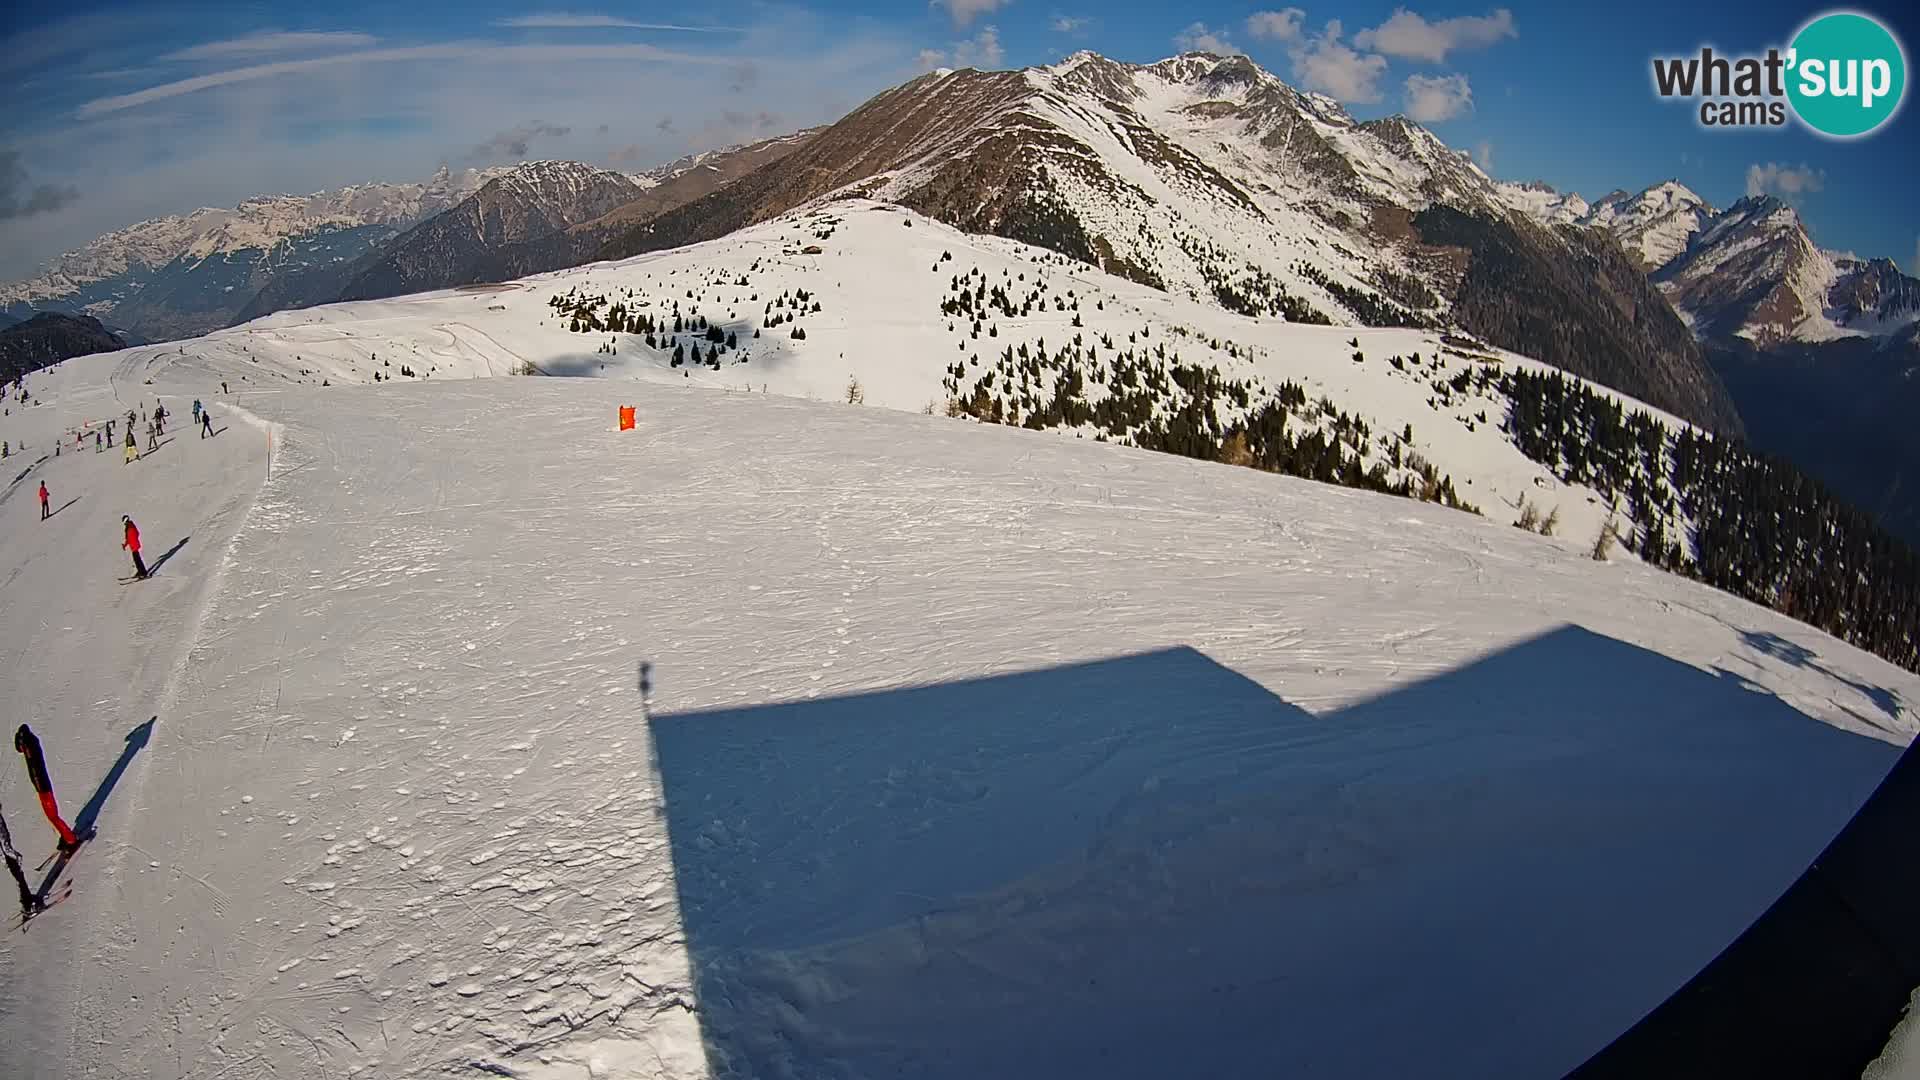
<box><xmin>647</xmin><ymin>627</ymin><xmax>1900</xmax><ymax>1080</ymax></box>
<box><xmin>37</xmin><ymin>716</ymin><xmax>156</xmax><ymax>901</ymax></box>
<box><xmin>1735</xmin><ymin>628</ymin><xmax>1905</xmax><ymax>723</ymax></box>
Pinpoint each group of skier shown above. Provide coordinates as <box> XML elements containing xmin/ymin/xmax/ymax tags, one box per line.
<box><xmin>7</xmin><ymin>392</ymin><xmax>227</xmax><ymax>920</ymax></box>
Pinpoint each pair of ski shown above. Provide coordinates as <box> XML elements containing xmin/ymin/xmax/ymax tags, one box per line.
<box><xmin>14</xmin><ymin>839</ymin><xmax>86</xmax><ymax>931</ymax></box>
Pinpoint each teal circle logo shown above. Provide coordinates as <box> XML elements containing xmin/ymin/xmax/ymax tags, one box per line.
<box><xmin>1787</xmin><ymin>11</ymin><xmax>1906</xmax><ymax>137</ymax></box>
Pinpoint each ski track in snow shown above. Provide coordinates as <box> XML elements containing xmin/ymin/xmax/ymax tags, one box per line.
<box><xmin>1</xmin><ymin>240</ymin><xmax>1917</xmax><ymax>1078</ymax></box>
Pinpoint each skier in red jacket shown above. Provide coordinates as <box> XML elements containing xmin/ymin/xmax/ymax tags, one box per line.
<box><xmin>14</xmin><ymin>724</ymin><xmax>81</xmax><ymax>854</ymax></box>
<box><xmin>38</xmin><ymin>480</ymin><xmax>49</xmax><ymax>521</ymax></box>
<box><xmin>123</xmin><ymin>515</ymin><xmax>147</xmax><ymax>579</ymax></box>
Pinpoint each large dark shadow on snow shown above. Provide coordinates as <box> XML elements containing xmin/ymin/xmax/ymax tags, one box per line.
<box><xmin>649</xmin><ymin>627</ymin><xmax>1899</xmax><ymax>1080</ymax></box>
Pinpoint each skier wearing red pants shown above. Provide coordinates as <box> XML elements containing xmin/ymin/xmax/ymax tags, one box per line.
<box><xmin>14</xmin><ymin>724</ymin><xmax>81</xmax><ymax>853</ymax></box>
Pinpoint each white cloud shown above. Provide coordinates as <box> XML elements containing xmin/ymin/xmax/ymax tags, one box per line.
<box><xmin>1174</xmin><ymin>23</ymin><xmax>1242</xmax><ymax>56</ymax></box>
<box><xmin>494</xmin><ymin>13</ymin><xmax>737</xmax><ymax>32</ymax></box>
<box><xmin>162</xmin><ymin>31</ymin><xmax>378</xmax><ymax>63</ymax></box>
<box><xmin>920</xmin><ymin>26</ymin><xmax>1004</xmax><ymax>70</ymax></box>
<box><xmin>1353</xmin><ymin>8</ymin><xmax>1516</xmax><ymax>63</ymax></box>
<box><xmin>1246</xmin><ymin>9</ymin><xmax>1306</xmax><ymax>43</ymax></box>
<box><xmin>1050</xmin><ymin>15</ymin><xmax>1092</xmax><ymax>34</ymax></box>
<box><xmin>1474</xmin><ymin>139</ymin><xmax>1493</xmax><ymax>171</ymax></box>
<box><xmin>954</xmin><ymin>26</ymin><xmax>1005</xmax><ymax>68</ymax></box>
<box><xmin>1403</xmin><ymin>73</ymin><xmax>1473</xmax><ymax>123</ymax></box>
<box><xmin>1745</xmin><ymin>161</ymin><xmax>1826</xmax><ymax>200</ymax></box>
<box><xmin>1289</xmin><ymin>20</ymin><xmax>1387</xmax><ymax>103</ymax></box>
<box><xmin>931</xmin><ymin>0</ymin><xmax>1011</xmax><ymax>30</ymax></box>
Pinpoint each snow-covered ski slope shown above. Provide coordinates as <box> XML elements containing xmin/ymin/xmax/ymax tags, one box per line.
<box><xmin>114</xmin><ymin>201</ymin><xmax>1684</xmax><ymax>559</ymax></box>
<box><xmin>0</xmin><ymin>204</ymin><xmax>1915</xmax><ymax>1079</ymax></box>
<box><xmin>1</xmin><ymin>336</ymin><xmax>1916</xmax><ymax>1080</ymax></box>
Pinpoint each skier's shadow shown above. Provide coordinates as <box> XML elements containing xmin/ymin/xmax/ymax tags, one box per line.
<box><xmin>35</xmin><ymin>716</ymin><xmax>156</xmax><ymax>901</ymax></box>
<box><xmin>46</xmin><ymin>496</ymin><xmax>80</xmax><ymax>519</ymax></box>
<box><xmin>148</xmin><ymin>535</ymin><xmax>190</xmax><ymax>575</ymax></box>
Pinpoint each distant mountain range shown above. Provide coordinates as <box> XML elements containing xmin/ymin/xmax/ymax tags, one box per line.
<box><xmin>1</xmin><ymin>139</ymin><xmax>817</xmax><ymax>343</ymax></box>
<box><xmin>0</xmin><ymin>166</ymin><xmax>506</xmax><ymax>340</ymax></box>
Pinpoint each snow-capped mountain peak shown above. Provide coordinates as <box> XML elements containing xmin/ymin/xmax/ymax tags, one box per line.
<box><xmin>1493</xmin><ymin>180</ymin><xmax>1591</xmax><ymax>225</ymax></box>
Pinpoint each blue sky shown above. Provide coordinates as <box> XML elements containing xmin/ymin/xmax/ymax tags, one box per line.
<box><xmin>1</xmin><ymin>2</ymin><xmax>1914</xmax><ymax>279</ymax></box>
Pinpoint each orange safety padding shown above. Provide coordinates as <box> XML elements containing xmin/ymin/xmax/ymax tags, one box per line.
<box><xmin>618</xmin><ymin>405</ymin><xmax>636</xmax><ymax>431</ymax></box>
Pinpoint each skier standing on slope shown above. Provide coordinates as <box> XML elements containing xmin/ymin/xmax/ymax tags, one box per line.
<box><xmin>0</xmin><ymin>798</ymin><xmax>38</xmax><ymax>917</ymax></box>
<box><xmin>124</xmin><ymin>428</ymin><xmax>138</xmax><ymax>464</ymax></box>
<box><xmin>14</xmin><ymin>725</ymin><xmax>81</xmax><ymax>854</ymax></box>
<box><xmin>200</xmin><ymin>409</ymin><xmax>213</xmax><ymax>439</ymax></box>
<box><xmin>123</xmin><ymin>515</ymin><xmax>147</xmax><ymax>579</ymax></box>
<box><xmin>146</xmin><ymin>419</ymin><xmax>158</xmax><ymax>452</ymax></box>
<box><xmin>38</xmin><ymin>480</ymin><xmax>50</xmax><ymax>521</ymax></box>
<box><xmin>192</xmin><ymin>400</ymin><xmax>201</xmax><ymax>425</ymax></box>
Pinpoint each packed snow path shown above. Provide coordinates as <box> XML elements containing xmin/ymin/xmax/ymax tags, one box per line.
<box><xmin>0</xmin><ymin>367</ymin><xmax>1914</xmax><ymax>1079</ymax></box>
<box><xmin>0</xmin><ymin>351</ymin><xmax>269</xmax><ymax>1074</ymax></box>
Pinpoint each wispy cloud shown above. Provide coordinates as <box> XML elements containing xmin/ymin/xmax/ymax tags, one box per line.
<box><xmin>495</xmin><ymin>13</ymin><xmax>738</xmax><ymax>32</ymax></box>
<box><xmin>468</xmin><ymin>122</ymin><xmax>572</xmax><ymax>162</ymax></box>
<box><xmin>0</xmin><ymin>149</ymin><xmax>80</xmax><ymax>220</ymax></box>
<box><xmin>79</xmin><ymin>42</ymin><xmax>729</xmax><ymax>117</ymax></box>
<box><xmin>1245</xmin><ymin>9</ymin><xmax>1306</xmax><ymax>43</ymax></box>
<box><xmin>79</xmin><ymin>66</ymin><xmax>162</xmax><ymax>81</ymax></box>
<box><xmin>1746</xmin><ymin>161</ymin><xmax>1825</xmax><ymax>201</ymax></box>
<box><xmin>931</xmin><ymin>0</ymin><xmax>1011</xmax><ymax>30</ymax></box>
<box><xmin>1474</xmin><ymin>139</ymin><xmax>1494</xmax><ymax>172</ymax></box>
<box><xmin>1353</xmin><ymin>8</ymin><xmax>1516</xmax><ymax>64</ymax></box>
<box><xmin>1050</xmin><ymin>15</ymin><xmax>1092</xmax><ymax>35</ymax></box>
<box><xmin>1174</xmin><ymin>23</ymin><xmax>1242</xmax><ymax>56</ymax></box>
<box><xmin>162</xmin><ymin>31</ymin><xmax>378</xmax><ymax>63</ymax></box>
<box><xmin>1403</xmin><ymin>73</ymin><xmax>1473</xmax><ymax>123</ymax></box>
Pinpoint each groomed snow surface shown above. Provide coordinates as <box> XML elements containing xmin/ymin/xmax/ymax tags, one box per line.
<box><xmin>2</xmin><ymin>213</ymin><xmax>1917</xmax><ymax>1080</ymax></box>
